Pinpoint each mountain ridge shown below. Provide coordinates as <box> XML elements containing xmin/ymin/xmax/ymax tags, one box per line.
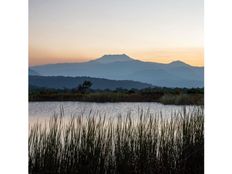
<box><xmin>30</xmin><ymin>54</ymin><xmax>202</xmax><ymax>68</ymax></box>
<box><xmin>29</xmin><ymin>75</ymin><xmax>153</xmax><ymax>90</ymax></box>
<box><xmin>92</xmin><ymin>54</ymin><xmax>134</xmax><ymax>64</ymax></box>
<box><xmin>30</xmin><ymin>54</ymin><xmax>204</xmax><ymax>88</ymax></box>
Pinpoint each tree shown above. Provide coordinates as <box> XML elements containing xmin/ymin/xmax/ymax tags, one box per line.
<box><xmin>77</xmin><ymin>80</ymin><xmax>92</xmax><ymax>93</ymax></box>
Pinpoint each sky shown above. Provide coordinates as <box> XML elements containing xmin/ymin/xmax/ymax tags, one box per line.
<box><xmin>29</xmin><ymin>0</ymin><xmax>203</xmax><ymax>66</ymax></box>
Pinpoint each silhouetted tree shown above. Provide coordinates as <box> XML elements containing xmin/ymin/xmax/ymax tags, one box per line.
<box><xmin>78</xmin><ymin>80</ymin><xmax>92</xmax><ymax>93</ymax></box>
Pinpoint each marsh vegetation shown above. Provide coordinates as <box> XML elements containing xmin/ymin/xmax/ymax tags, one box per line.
<box><xmin>29</xmin><ymin>86</ymin><xmax>204</xmax><ymax>105</ymax></box>
<box><xmin>29</xmin><ymin>107</ymin><xmax>204</xmax><ymax>174</ymax></box>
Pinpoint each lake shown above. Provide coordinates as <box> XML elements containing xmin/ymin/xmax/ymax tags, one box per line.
<box><xmin>29</xmin><ymin>102</ymin><xmax>204</xmax><ymax>174</ymax></box>
<box><xmin>29</xmin><ymin>102</ymin><xmax>198</xmax><ymax>123</ymax></box>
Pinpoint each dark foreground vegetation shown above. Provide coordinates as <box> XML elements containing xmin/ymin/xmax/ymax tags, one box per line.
<box><xmin>29</xmin><ymin>85</ymin><xmax>204</xmax><ymax>105</ymax></box>
<box><xmin>29</xmin><ymin>107</ymin><xmax>204</xmax><ymax>174</ymax></box>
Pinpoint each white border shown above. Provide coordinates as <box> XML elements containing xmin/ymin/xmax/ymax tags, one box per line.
<box><xmin>205</xmin><ymin>0</ymin><xmax>232</xmax><ymax>173</ymax></box>
<box><xmin>0</xmin><ymin>0</ymin><xmax>28</xmax><ymax>173</ymax></box>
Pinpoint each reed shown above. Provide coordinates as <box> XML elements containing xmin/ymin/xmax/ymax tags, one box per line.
<box><xmin>29</xmin><ymin>107</ymin><xmax>204</xmax><ymax>174</ymax></box>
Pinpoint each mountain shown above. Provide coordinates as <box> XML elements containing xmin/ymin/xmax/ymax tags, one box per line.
<box><xmin>168</xmin><ymin>60</ymin><xmax>191</xmax><ymax>67</ymax></box>
<box><xmin>29</xmin><ymin>68</ymin><xmax>40</xmax><ymax>76</ymax></box>
<box><xmin>93</xmin><ymin>54</ymin><xmax>134</xmax><ymax>63</ymax></box>
<box><xmin>30</xmin><ymin>54</ymin><xmax>204</xmax><ymax>88</ymax></box>
<box><xmin>29</xmin><ymin>75</ymin><xmax>153</xmax><ymax>90</ymax></box>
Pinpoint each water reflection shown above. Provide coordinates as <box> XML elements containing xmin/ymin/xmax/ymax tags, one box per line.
<box><xmin>29</xmin><ymin>102</ymin><xmax>200</xmax><ymax>125</ymax></box>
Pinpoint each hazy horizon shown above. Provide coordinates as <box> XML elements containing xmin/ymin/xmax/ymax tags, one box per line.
<box><xmin>29</xmin><ymin>53</ymin><xmax>204</xmax><ymax>67</ymax></box>
<box><xmin>29</xmin><ymin>0</ymin><xmax>203</xmax><ymax>66</ymax></box>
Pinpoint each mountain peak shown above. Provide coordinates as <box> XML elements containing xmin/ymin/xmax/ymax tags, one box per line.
<box><xmin>94</xmin><ymin>54</ymin><xmax>134</xmax><ymax>63</ymax></box>
<box><xmin>169</xmin><ymin>60</ymin><xmax>190</xmax><ymax>67</ymax></box>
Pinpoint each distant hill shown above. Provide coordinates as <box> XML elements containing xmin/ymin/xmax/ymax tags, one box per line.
<box><xmin>29</xmin><ymin>75</ymin><xmax>153</xmax><ymax>90</ymax></box>
<box><xmin>30</xmin><ymin>54</ymin><xmax>204</xmax><ymax>88</ymax></box>
<box><xmin>29</xmin><ymin>69</ymin><xmax>40</xmax><ymax>76</ymax></box>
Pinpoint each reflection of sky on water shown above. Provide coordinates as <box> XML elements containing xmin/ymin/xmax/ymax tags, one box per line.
<box><xmin>29</xmin><ymin>102</ymin><xmax>199</xmax><ymax>121</ymax></box>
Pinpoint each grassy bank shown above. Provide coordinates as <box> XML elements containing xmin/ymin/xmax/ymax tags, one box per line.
<box><xmin>29</xmin><ymin>107</ymin><xmax>204</xmax><ymax>174</ymax></box>
<box><xmin>29</xmin><ymin>87</ymin><xmax>204</xmax><ymax>105</ymax></box>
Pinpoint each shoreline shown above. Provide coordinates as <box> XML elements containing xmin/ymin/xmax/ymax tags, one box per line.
<box><xmin>28</xmin><ymin>100</ymin><xmax>204</xmax><ymax>106</ymax></box>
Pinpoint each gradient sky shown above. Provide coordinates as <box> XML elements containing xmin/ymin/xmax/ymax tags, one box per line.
<box><xmin>29</xmin><ymin>0</ymin><xmax>203</xmax><ymax>66</ymax></box>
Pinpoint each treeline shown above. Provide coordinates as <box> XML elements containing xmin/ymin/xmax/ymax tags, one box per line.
<box><xmin>29</xmin><ymin>85</ymin><xmax>204</xmax><ymax>105</ymax></box>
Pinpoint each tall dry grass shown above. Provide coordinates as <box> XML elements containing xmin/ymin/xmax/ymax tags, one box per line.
<box><xmin>29</xmin><ymin>107</ymin><xmax>204</xmax><ymax>174</ymax></box>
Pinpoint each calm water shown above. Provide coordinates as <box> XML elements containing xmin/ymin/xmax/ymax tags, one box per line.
<box><xmin>29</xmin><ymin>102</ymin><xmax>197</xmax><ymax>121</ymax></box>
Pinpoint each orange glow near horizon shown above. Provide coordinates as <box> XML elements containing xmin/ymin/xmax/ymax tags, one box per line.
<box><xmin>29</xmin><ymin>1</ymin><xmax>203</xmax><ymax>67</ymax></box>
<box><xmin>131</xmin><ymin>48</ymin><xmax>204</xmax><ymax>66</ymax></box>
<box><xmin>29</xmin><ymin>47</ymin><xmax>203</xmax><ymax>67</ymax></box>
